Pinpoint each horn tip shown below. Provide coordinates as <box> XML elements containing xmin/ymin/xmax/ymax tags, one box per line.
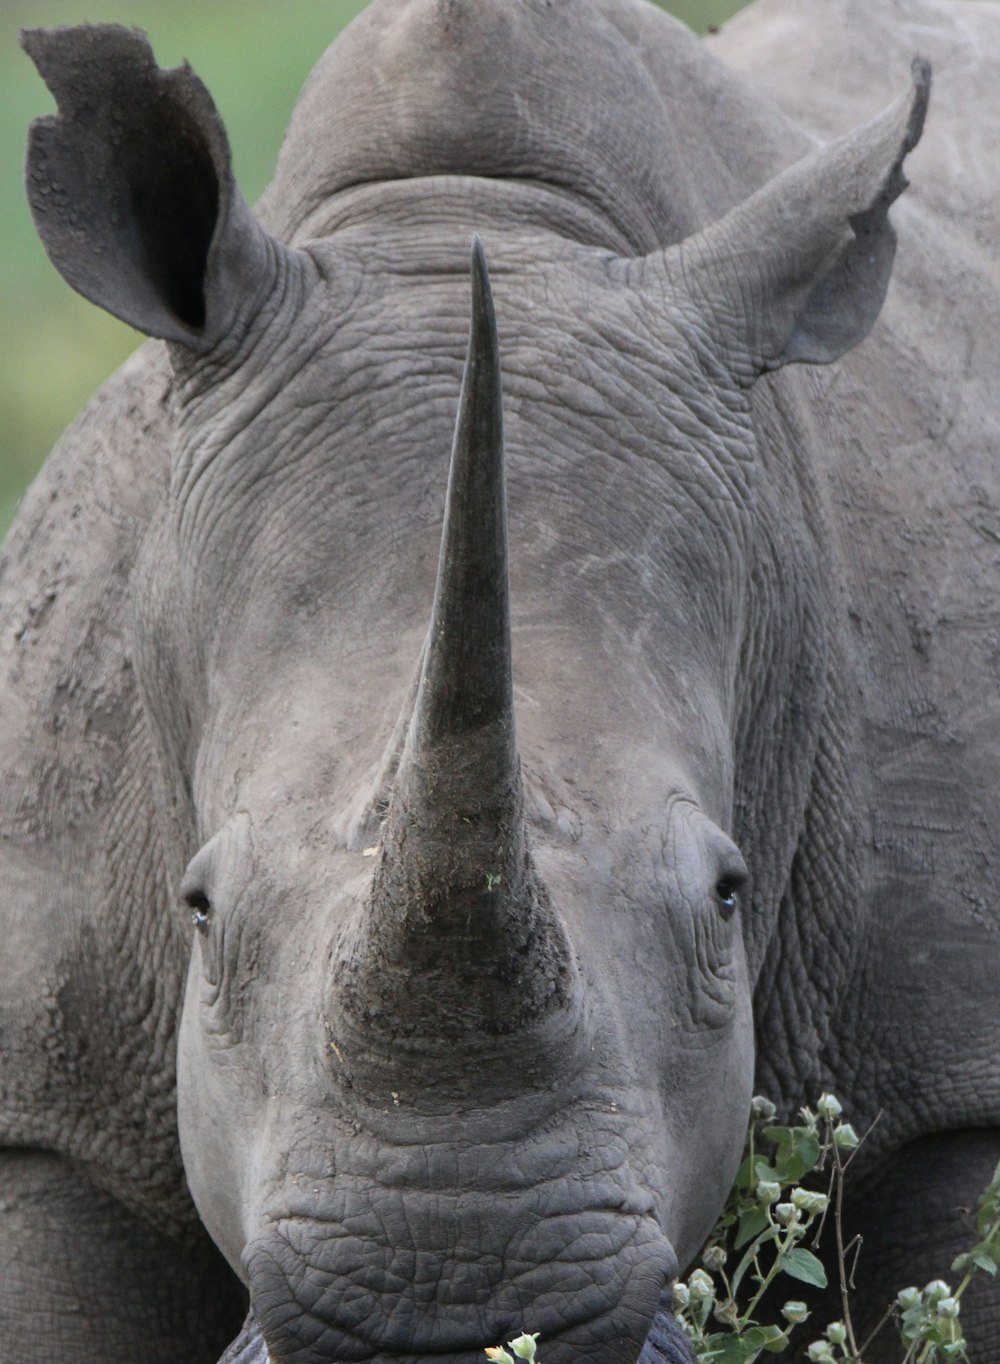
<box><xmin>469</xmin><ymin>234</ymin><xmax>497</xmax><ymax>343</ymax></box>
<box><xmin>470</xmin><ymin>233</ymin><xmax>490</xmax><ymax>296</ymax></box>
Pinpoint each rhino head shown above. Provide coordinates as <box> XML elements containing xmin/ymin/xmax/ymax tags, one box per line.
<box><xmin>23</xmin><ymin>8</ymin><xmax>928</xmax><ymax>1362</ymax></box>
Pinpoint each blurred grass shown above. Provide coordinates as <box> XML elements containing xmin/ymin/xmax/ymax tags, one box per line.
<box><xmin>0</xmin><ymin>0</ymin><xmax>748</xmax><ymax>541</ymax></box>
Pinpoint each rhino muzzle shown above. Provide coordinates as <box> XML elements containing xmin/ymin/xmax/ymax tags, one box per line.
<box><xmin>330</xmin><ymin>241</ymin><xmax>580</xmax><ymax>1047</ymax></box>
<box><xmin>241</xmin><ymin>1135</ymin><xmax>680</xmax><ymax>1364</ymax></box>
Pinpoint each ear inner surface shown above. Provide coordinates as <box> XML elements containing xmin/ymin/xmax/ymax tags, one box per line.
<box><xmin>645</xmin><ymin>59</ymin><xmax>931</xmax><ymax>380</ymax></box>
<box><xmin>22</xmin><ymin>24</ymin><xmax>273</xmax><ymax>350</ymax></box>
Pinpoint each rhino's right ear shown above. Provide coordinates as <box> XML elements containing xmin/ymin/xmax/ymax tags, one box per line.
<box><xmin>644</xmin><ymin>60</ymin><xmax>930</xmax><ymax>382</ymax></box>
<box><xmin>22</xmin><ymin>25</ymin><xmax>284</xmax><ymax>354</ymax></box>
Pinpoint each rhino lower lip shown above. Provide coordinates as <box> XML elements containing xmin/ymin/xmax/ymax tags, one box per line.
<box><xmin>222</xmin><ymin>1293</ymin><xmax>695</xmax><ymax>1364</ymax></box>
<box><xmin>243</xmin><ymin>1209</ymin><xmax>676</xmax><ymax>1364</ymax></box>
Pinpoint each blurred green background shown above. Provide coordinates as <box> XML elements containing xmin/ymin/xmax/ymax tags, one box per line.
<box><xmin>0</xmin><ymin>0</ymin><xmax>749</xmax><ymax>540</ymax></box>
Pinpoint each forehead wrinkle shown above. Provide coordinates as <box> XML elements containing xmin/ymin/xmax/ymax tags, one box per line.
<box><xmin>172</xmin><ymin>253</ymin><xmax>474</xmax><ymax>501</ymax></box>
<box><xmin>180</xmin><ymin>399</ymin><xmax>454</xmax><ymax>644</ymax></box>
<box><xmin>502</xmin><ymin>328</ymin><xmax>754</xmax><ymax>567</ymax></box>
<box><xmin>175</xmin><ymin>353</ymin><xmax>464</xmax><ymax>574</ymax></box>
<box><xmin>174</xmin><ymin>318</ymin><xmax>342</xmax><ymax>525</ymax></box>
<box><xmin>172</xmin><ymin>242</ymin><xmax>756</xmax><ymax>705</ymax></box>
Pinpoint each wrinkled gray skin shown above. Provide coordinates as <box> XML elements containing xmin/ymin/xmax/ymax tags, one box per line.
<box><xmin>2</xmin><ymin>1</ymin><xmax>999</xmax><ymax>1361</ymax></box>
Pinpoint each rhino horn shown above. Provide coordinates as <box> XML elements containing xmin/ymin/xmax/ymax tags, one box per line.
<box><xmin>337</xmin><ymin>240</ymin><xmax>576</xmax><ymax>1044</ymax></box>
<box><xmin>376</xmin><ymin>236</ymin><xmax>523</xmax><ymax>908</ymax></box>
<box><xmin>407</xmin><ymin>234</ymin><xmax>516</xmax><ymax>785</ymax></box>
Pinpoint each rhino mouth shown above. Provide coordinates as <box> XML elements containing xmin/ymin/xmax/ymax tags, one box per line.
<box><xmin>243</xmin><ymin>1202</ymin><xmax>676</xmax><ymax>1364</ymax></box>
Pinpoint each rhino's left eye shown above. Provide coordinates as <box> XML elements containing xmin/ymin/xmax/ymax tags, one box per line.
<box><xmin>185</xmin><ymin>888</ymin><xmax>213</xmax><ymax>935</ymax></box>
<box><xmin>714</xmin><ymin>878</ymin><xmax>741</xmax><ymax>916</ymax></box>
<box><xmin>713</xmin><ymin>857</ymin><xmax>747</xmax><ymax>920</ymax></box>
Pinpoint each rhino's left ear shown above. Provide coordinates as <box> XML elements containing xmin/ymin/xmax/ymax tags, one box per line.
<box><xmin>22</xmin><ymin>25</ymin><xmax>288</xmax><ymax>355</ymax></box>
<box><xmin>656</xmin><ymin>60</ymin><xmax>930</xmax><ymax>381</ymax></box>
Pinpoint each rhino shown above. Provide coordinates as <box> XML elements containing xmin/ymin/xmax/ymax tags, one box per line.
<box><xmin>2</xmin><ymin>0</ymin><xmax>999</xmax><ymax>1360</ymax></box>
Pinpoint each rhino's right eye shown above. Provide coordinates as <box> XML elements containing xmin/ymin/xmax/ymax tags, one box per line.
<box><xmin>712</xmin><ymin>848</ymin><xmax>748</xmax><ymax>922</ymax></box>
<box><xmin>184</xmin><ymin>889</ymin><xmax>212</xmax><ymax>935</ymax></box>
<box><xmin>714</xmin><ymin>877</ymin><xmax>742</xmax><ymax>918</ymax></box>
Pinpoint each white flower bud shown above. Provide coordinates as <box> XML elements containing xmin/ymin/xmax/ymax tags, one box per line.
<box><xmin>757</xmin><ymin>1180</ymin><xmax>781</xmax><ymax>1204</ymax></box>
<box><xmin>702</xmin><ymin>1244</ymin><xmax>727</xmax><ymax>1271</ymax></box>
<box><xmin>751</xmin><ymin>1096</ymin><xmax>777</xmax><ymax>1121</ymax></box>
<box><xmin>816</xmin><ymin>1094</ymin><xmax>843</xmax><ymax>1121</ymax></box>
<box><xmin>671</xmin><ymin>1282</ymin><xmax>690</xmax><ymax>1309</ymax></box>
<box><xmin>781</xmin><ymin>1301</ymin><xmax>809</xmax><ymax>1324</ymax></box>
<box><xmin>826</xmin><ymin>1322</ymin><xmax>847</xmax><ymax>1346</ymax></box>
<box><xmin>807</xmin><ymin>1343</ymin><xmax>834</xmax><ymax>1363</ymax></box>
<box><xmin>924</xmin><ymin>1280</ymin><xmax>952</xmax><ymax>1303</ymax></box>
<box><xmin>775</xmin><ymin>1202</ymin><xmax>799</xmax><ymax>1226</ymax></box>
<box><xmin>935</xmin><ymin>1298</ymin><xmax>960</xmax><ymax>1319</ymax></box>
<box><xmin>688</xmin><ymin>1269</ymin><xmax>715</xmax><ymax>1302</ymax></box>
<box><xmin>897</xmin><ymin>1286</ymin><xmax>922</xmax><ymax>1310</ymax></box>
<box><xmin>833</xmin><ymin>1123</ymin><xmax>859</xmax><ymax>1150</ymax></box>
<box><xmin>791</xmin><ymin>1188</ymin><xmax>829</xmax><ymax>1215</ymax></box>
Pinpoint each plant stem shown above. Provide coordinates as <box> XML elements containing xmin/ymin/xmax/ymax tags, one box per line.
<box><xmin>953</xmin><ymin>1210</ymin><xmax>1000</xmax><ymax>1303</ymax></box>
<box><xmin>856</xmin><ymin>1302</ymin><xmax>897</xmax><ymax>1359</ymax></box>
<box><xmin>742</xmin><ymin>1225</ymin><xmax>792</xmax><ymax>1323</ymax></box>
<box><xmin>831</xmin><ymin>1133</ymin><xmax>860</xmax><ymax>1359</ymax></box>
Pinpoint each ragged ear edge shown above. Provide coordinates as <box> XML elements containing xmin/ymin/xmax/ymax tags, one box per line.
<box><xmin>22</xmin><ymin>24</ymin><xmax>284</xmax><ymax>354</ymax></box>
<box><xmin>659</xmin><ymin>59</ymin><xmax>930</xmax><ymax>382</ymax></box>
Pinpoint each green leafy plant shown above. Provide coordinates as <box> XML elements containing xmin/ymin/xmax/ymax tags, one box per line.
<box><xmin>484</xmin><ymin>1098</ymin><xmax>999</xmax><ymax>1364</ymax></box>
<box><xmin>670</xmin><ymin>1093</ymin><xmax>837</xmax><ymax>1362</ymax></box>
<box><xmin>670</xmin><ymin>1095</ymin><xmax>1000</xmax><ymax>1364</ymax></box>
